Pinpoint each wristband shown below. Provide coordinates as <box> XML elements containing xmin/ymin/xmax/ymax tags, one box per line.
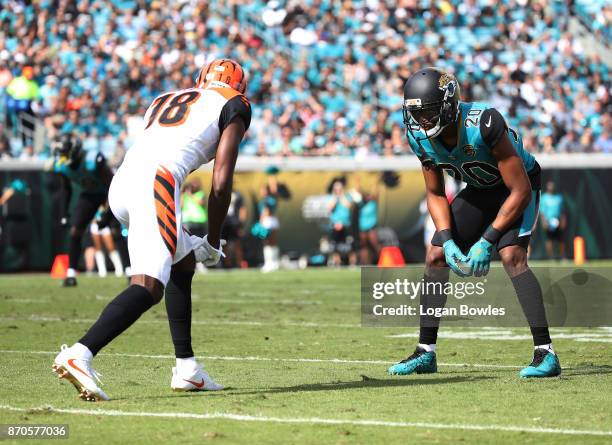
<box><xmin>438</xmin><ymin>229</ymin><xmax>453</xmax><ymax>244</ymax></box>
<box><xmin>482</xmin><ymin>225</ymin><xmax>502</xmax><ymax>244</ymax></box>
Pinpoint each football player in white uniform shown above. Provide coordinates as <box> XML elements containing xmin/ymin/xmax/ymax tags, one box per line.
<box><xmin>52</xmin><ymin>59</ymin><xmax>251</xmax><ymax>401</ymax></box>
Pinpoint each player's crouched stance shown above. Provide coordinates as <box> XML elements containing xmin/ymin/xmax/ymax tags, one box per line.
<box><xmin>387</xmin><ymin>68</ymin><xmax>560</xmax><ymax>379</ymax></box>
<box><xmin>52</xmin><ymin>59</ymin><xmax>251</xmax><ymax>401</ymax></box>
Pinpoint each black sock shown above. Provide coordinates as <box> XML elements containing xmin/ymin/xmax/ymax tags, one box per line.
<box><xmin>68</xmin><ymin>233</ymin><xmax>82</xmax><ymax>270</ymax></box>
<box><xmin>165</xmin><ymin>270</ymin><xmax>194</xmax><ymax>358</ymax></box>
<box><xmin>418</xmin><ymin>268</ymin><xmax>449</xmax><ymax>345</ymax></box>
<box><xmin>511</xmin><ymin>269</ymin><xmax>552</xmax><ymax>346</ymax></box>
<box><xmin>79</xmin><ymin>285</ymin><xmax>155</xmax><ymax>356</ymax></box>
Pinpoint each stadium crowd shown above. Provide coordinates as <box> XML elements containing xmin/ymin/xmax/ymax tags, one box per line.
<box><xmin>0</xmin><ymin>0</ymin><xmax>610</xmax><ymax>163</ymax></box>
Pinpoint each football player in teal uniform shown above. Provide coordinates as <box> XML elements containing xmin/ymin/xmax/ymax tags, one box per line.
<box><xmin>51</xmin><ymin>133</ymin><xmax>114</xmax><ymax>287</ymax></box>
<box><xmin>388</xmin><ymin>68</ymin><xmax>560</xmax><ymax>378</ymax></box>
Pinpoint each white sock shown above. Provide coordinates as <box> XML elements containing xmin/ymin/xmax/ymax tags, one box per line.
<box><xmin>418</xmin><ymin>343</ymin><xmax>436</xmax><ymax>352</ymax></box>
<box><xmin>535</xmin><ymin>343</ymin><xmax>555</xmax><ymax>355</ymax></box>
<box><xmin>66</xmin><ymin>268</ymin><xmax>76</xmax><ymax>278</ymax></box>
<box><xmin>176</xmin><ymin>357</ymin><xmax>198</xmax><ymax>374</ymax></box>
<box><xmin>109</xmin><ymin>250</ymin><xmax>123</xmax><ymax>277</ymax></box>
<box><xmin>94</xmin><ymin>251</ymin><xmax>107</xmax><ymax>277</ymax></box>
<box><xmin>271</xmin><ymin>246</ymin><xmax>280</xmax><ymax>268</ymax></box>
<box><xmin>263</xmin><ymin>246</ymin><xmax>272</xmax><ymax>267</ymax></box>
<box><xmin>72</xmin><ymin>343</ymin><xmax>93</xmax><ymax>360</ymax></box>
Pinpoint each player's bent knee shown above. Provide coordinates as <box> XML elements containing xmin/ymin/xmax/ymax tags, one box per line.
<box><xmin>426</xmin><ymin>246</ymin><xmax>446</xmax><ymax>268</ymax></box>
<box><xmin>130</xmin><ymin>274</ymin><xmax>165</xmax><ymax>304</ymax></box>
<box><xmin>499</xmin><ymin>247</ymin><xmax>528</xmax><ymax>277</ymax></box>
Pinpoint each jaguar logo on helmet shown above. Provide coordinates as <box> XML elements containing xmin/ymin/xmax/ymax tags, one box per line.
<box><xmin>438</xmin><ymin>73</ymin><xmax>454</xmax><ymax>89</ymax></box>
<box><xmin>439</xmin><ymin>73</ymin><xmax>458</xmax><ymax>100</ymax></box>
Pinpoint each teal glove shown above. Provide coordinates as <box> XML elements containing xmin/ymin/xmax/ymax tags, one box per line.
<box><xmin>467</xmin><ymin>237</ymin><xmax>493</xmax><ymax>277</ymax></box>
<box><xmin>442</xmin><ymin>240</ymin><xmax>470</xmax><ymax>277</ymax></box>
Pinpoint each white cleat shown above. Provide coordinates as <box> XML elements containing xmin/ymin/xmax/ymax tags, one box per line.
<box><xmin>52</xmin><ymin>344</ymin><xmax>109</xmax><ymax>402</ymax></box>
<box><xmin>171</xmin><ymin>364</ymin><xmax>224</xmax><ymax>392</ymax></box>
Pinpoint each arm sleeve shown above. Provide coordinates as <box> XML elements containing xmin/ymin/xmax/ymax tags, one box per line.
<box><xmin>218</xmin><ymin>95</ymin><xmax>251</xmax><ymax>132</ymax></box>
<box><xmin>480</xmin><ymin>108</ymin><xmax>507</xmax><ymax>148</ymax></box>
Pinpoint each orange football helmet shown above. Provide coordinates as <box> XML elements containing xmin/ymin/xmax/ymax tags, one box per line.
<box><xmin>195</xmin><ymin>59</ymin><xmax>247</xmax><ymax>94</ymax></box>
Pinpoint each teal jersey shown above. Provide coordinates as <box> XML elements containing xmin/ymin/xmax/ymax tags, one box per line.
<box><xmin>540</xmin><ymin>192</ymin><xmax>564</xmax><ymax>227</ymax></box>
<box><xmin>329</xmin><ymin>194</ymin><xmax>352</xmax><ymax>226</ymax></box>
<box><xmin>53</xmin><ymin>151</ymin><xmax>108</xmax><ymax>194</ymax></box>
<box><xmin>406</xmin><ymin>102</ymin><xmax>536</xmax><ymax>189</ymax></box>
<box><xmin>359</xmin><ymin>200</ymin><xmax>378</xmax><ymax>231</ymax></box>
<box><xmin>258</xmin><ymin>195</ymin><xmax>278</xmax><ymax>215</ymax></box>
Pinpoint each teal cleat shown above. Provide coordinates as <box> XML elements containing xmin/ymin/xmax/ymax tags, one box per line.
<box><xmin>520</xmin><ymin>349</ymin><xmax>561</xmax><ymax>378</ymax></box>
<box><xmin>388</xmin><ymin>347</ymin><xmax>437</xmax><ymax>376</ymax></box>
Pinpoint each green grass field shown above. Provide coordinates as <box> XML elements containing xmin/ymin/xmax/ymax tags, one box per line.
<box><xmin>0</xmin><ymin>268</ymin><xmax>611</xmax><ymax>444</ymax></box>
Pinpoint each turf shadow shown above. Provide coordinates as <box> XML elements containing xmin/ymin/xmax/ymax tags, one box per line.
<box><xmin>198</xmin><ymin>375</ymin><xmax>496</xmax><ymax>397</ymax></box>
<box><xmin>561</xmin><ymin>364</ymin><xmax>612</xmax><ymax>377</ymax></box>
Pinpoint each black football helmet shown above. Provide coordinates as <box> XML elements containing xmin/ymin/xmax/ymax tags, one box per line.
<box><xmin>51</xmin><ymin>133</ymin><xmax>82</xmax><ymax>164</ymax></box>
<box><xmin>402</xmin><ymin>67</ymin><xmax>461</xmax><ymax>140</ymax></box>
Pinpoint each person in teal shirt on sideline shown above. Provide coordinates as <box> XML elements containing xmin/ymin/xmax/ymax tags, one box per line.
<box><xmin>252</xmin><ymin>184</ymin><xmax>280</xmax><ymax>272</ymax></box>
<box><xmin>327</xmin><ymin>179</ymin><xmax>355</xmax><ymax>266</ymax></box>
<box><xmin>540</xmin><ymin>181</ymin><xmax>566</xmax><ymax>259</ymax></box>
<box><xmin>357</xmin><ymin>184</ymin><xmax>380</xmax><ymax>265</ymax></box>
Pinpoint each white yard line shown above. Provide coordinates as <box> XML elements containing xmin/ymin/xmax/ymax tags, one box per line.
<box><xmin>0</xmin><ymin>405</ymin><xmax>609</xmax><ymax>436</ymax></box>
<box><xmin>388</xmin><ymin>332</ymin><xmax>612</xmax><ymax>341</ymax></box>
<box><xmin>3</xmin><ymin>299</ymin><xmax>50</xmax><ymax>304</ymax></box>
<box><xmin>4</xmin><ymin>316</ymin><xmax>612</xmax><ymax>340</ymax></box>
<box><xmin>0</xmin><ymin>349</ymin><xmax>522</xmax><ymax>368</ymax></box>
<box><xmin>0</xmin><ymin>316</ymin><xmax>361</xmax><ymax>329</ymax></box>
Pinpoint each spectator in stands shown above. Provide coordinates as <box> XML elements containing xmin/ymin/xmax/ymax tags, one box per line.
<box><xmin>0</xmin><ymin>62</ymin><xmax>13</xmax><ymax>124</ymax></box>
<box><xmin>5</xmin><ymin>0</ymin><xmax>611</xmax><ymax>158</ymax></box>
<box><xmin>557</xmin><ymin>130</ymin><xmax>580</xmax><ymax>152</ymax></box>
<box><xmin>580</xmin><ymin>128</ymin><xmax>596</xmax><ymax>153</ymax></box>
<box><xmin>540</xmin><ymin>181</ymin><xmax>567</xmax><ymax>260</ymax></box>
<box><xmin>594</xmin><ymin>127</ymin><xmax>612</xmax><ymax>153</ymax></box>
<box><xmin>0</xmin><ymin>130</ymin><xmax>11</xmax><ymax>160</ymax></box>
<box><xmin>6</xmin><ymin>66</ymin><xmax>39</xmax><ymax>145</ymax></box>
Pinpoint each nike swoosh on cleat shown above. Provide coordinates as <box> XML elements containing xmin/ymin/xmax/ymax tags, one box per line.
<box><xmin>183</xmin><ymin>378</ymin><xmax>205</xmax><ymax>389</ymax></box>
<box><xmin>67</xmin><ymin>359</ymin><xmax>90</xmax><ymax>378</ymax></box>
<box><xmin>485</xmin><ymin>115</ymin><xmax>492</xmax><ymax>127</ymax></box>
